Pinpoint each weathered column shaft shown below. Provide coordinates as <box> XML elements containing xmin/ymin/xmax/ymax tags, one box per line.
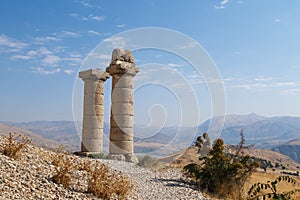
<box><xmin>110</xmin><ymin>74</ymin><xmax>135</xmax><ymax>154</ymax></box>
<box><xmin>79</xmin><ymin>69</ymin><xmax>109</xmax><ymax>153</ymax></box>
<box><xmin>106</xmin><ymin>48</ymin><xmax>139</xmax><ymax>162</ymax></box>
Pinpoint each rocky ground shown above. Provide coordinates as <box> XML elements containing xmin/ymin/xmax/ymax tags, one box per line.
<box><xmin>0</xmin><ymin>140</ymin><xmax>206</xmax><ymax>200</ymax></box>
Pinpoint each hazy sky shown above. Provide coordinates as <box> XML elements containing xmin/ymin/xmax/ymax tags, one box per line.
<box><xmin>0</xmin><ymin>0</ymin><xmax>299</xmax><ymax>126</ymax></box>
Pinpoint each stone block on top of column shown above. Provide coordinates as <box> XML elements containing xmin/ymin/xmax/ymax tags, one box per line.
<box><xmin>79</xmin><ymin>68</ymin><xmax>110</xmax><ymax>82</ymax></box>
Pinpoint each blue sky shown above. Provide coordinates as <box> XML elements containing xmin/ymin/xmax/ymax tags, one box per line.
<box><xmin>0</xmin><ymin>0</ymin><xmax>300</xmax><ymax>126</ymax></box>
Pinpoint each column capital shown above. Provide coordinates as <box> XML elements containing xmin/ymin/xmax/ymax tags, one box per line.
<box><xmin>79</xmin><ymin>69</ymin><xmax>110</xmax><ymax>81</ymax></box>
<box><xmin>106</xmin><ymin>62</ymin><xmax>140</xmax><ymax>76</ymax></box>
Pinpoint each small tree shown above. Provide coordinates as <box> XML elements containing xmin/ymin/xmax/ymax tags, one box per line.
<box><xmin>184</xmin><ymin>131</ymin><xmax>259</xmax><ymax>199</ymax></box>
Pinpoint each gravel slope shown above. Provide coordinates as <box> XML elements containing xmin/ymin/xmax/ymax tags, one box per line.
<box><xmin>0</xmin><ymin>141</ymin><xmax>205</xmax><ymax>200</ymax></box>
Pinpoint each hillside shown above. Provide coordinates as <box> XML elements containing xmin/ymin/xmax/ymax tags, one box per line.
<box><xmin>198</xmin><ymin>114</ymin><xmax>300</xmax><ymax>147</ymax></box>
<box><xmin>3</xmin><ymin>121</ymin><xmax>83</xmax><ymax>150</ymax></box>
<box><xmin>272</xmin><ymin>140</ymin><xmax>300</xmax><ymax>163</ymax></box>
<box><xmin>159</xmin><ymin>146</ymin><xmax>300</xmax><ymax>170</ymax></box>
<box><xmin>0</xmin><ymin>124</ymin><xmax>63</xmax><ymax>150</ymax></box>
<box><xmin>195</xmin><ymin>114</ymin><xmax>300</xmax><ymax>162</ymax></box>
<box><xmin>0</xmin><ymin>136</ymin><xmax>205</xmax><ymax>200</ymax></box>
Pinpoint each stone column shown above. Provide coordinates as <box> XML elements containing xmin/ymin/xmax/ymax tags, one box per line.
<box><xmin>106</xmin><ymin>48</ymin><xmax>139</xmax><ymax>163</ymax></box>
<box><xmin>79</xmin><ymin>69</ymin><xmax>110</xmax><ymax>153</ymax></box>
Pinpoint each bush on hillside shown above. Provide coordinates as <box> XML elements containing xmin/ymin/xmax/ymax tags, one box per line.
<box><xmin>87</xmin><ymin>162</ymin><xmax>133</xmax><ymax>200</ymax></box>
<box><xmin>51</xmin><ymin>153</ymin><xmax>133</xmax><ymax>199</ymax></box>
<box><xmin>184</xmin><ymin>131</ymin><xmax>259</xmax><ymax>199</ymax></box>
<box><xmin>0</xmin><ymin>132</ymin><xmax>31</xmax><ymax>160</ymax></box>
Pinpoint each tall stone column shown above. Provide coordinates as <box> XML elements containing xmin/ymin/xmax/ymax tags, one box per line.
<box><xmin>106</xmin><ymin>48</ymin><xmax>139</xmax><ymax>163</ymax></box>
<box><xmin>79</xmin><ymin>69</ymin><xmax>110</xmax><ymax>153</ymax></box>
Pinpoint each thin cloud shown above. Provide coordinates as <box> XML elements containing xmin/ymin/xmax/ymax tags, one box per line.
<box><xmin>10</xmin><ymin>55</ymin><xmax>32</xmax><ymax>60</ymax></box>
<box><xmin>76</xmin><ymin>0</ymin><xmax>93</xmax><ymax>8</ymax></box>
<box><xmin>42</xmin><ymin>55</ymin><xmax>61</xmax><ymax>66</ymax></box>
<box><xmin>221</xmin><ymin>0</ymin><xmax>229</xmax><ymax>5</ymax></box>
<box><xmin>34</xmin><ymin>36</ymin><xmax>61</xmax><ymax>44</ymax></box>
<box><xmin>88</xmin><ymin>30</ymin><xmax>103</xmax><ymax>36</ymax></box>
<box><xmin>186</xmin><ymin>73</ymin><xmax>204</xmax><ymax>85</ymax></box>
<box><xmin>227</xmin><ymin>76</ymin><xmax>300</xmax><ymax>91</ymax></box>
<box><xmin>63</xmin><ymin>53</ymin><xmax>83</xmax><ymax>63</ymax></box>
<box><xmin>64</xmin><ymin>69</ymin><xmax>75</xmax><ymax>75</ymax></box>
<box><xmin>103</xmin><ymin>36</ymin><xmax>126</xmax><ymax>48</ymax></box>
<box><xmin>60</xmin><ymin>31</ymin><xmax>81</xmax><ymax>38</ymax></box>
<box><xmin>215</xmin><ymin>0</ymin><xmax>229</xmax><ymax>9</ymax></box>
<box><xmin>276</xmin><ymin>82</ymin><xmax>299</xmax><ymax>87</ymax></box>
<box><xmin>39</xmin><ymin>47</ymin><xmax>53</xmax><ymax>55</ymax></box>
<box><xmin>116</xmin><ymin>24</ymin><xmax>127</xmax><ymax>28</ymax></box>
<box><xmin>254</xmin><ymin>77</ymin><xmax>272</xmax><ymax>82</ymax></box>
<box><xmin>89</xmin><ymin>14</ymin><xmax>105</xmax><ymax>21</ymax></box>
<box><xmin>1</xmin><ymin>34</ymin><xmax>82</xmax><ymax>75</ymax></box>
<box><xmin>32</xmin><ymin>67</ymin><xmax>61</xmax><ymax>75</ymax></box>
<box><xmin>27</xmin><ymin>50</ymin><xmax>39</xmax><ymax>56</ymax></box>
<box><xmin>274</xmin><ymin>18</ymin><xmax>281</xmax><ymax>23</ymax></box>
<box><xmin>168</xmin><ymin>63</ymin><xmax>184</xmax><ymax>68</ymax></box>
<box><xmin>232</xmin><ymin>83</ymin><xmax>269</xmax><ymax>90</ymax></box>
<box><xmin>178</xmin><ymin>42</ymin><xmax>198</xmax><ymax>50</ymax></box>
<box><xmin>0</xmin><ymin>34</ymin><xmax>27</xmax><ymax>52</ymax></box>
<box><xmin>281</xmin><ymin>89</ymin><xmax>300</xmax><ymax>95</ymax></box>
<box><xmin>69</xmin><ymin>13</ymin><xmax>105</xmax><ymax>21</ymax></box>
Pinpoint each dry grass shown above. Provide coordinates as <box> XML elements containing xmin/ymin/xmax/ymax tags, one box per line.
<box><xmin>87</xmin><ymin>161</ymin><xmax>133</xmax><ymax>200</ymax></box>
<box><xmin>244</xmin><ymin>171</ymin><xmax>300</xmax><ymax>199</ymax></box>
<box><xmin>0</xmin><ymin>133</ymin><xmax>133</xmax><ymax>199</ymax></box>
<box><xmin>52</xmin><ymin>154</ymin><xmax>76</xmax><ymax>188</ymax></box>
<box><xmin>51</xmin><ymin>153</ymin><xmax>133</xmax><ymax>199</ymax></box>
<box><xmin>0</xmin><ymin>132</ymin><xmax>31</xmax><ymax>160</ymax></box>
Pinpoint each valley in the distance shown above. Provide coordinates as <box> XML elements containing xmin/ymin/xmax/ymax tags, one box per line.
<box><xmin>1</xmin><ymin>113</ymin><xmax>300</xmax><ymax>164</ymax></box>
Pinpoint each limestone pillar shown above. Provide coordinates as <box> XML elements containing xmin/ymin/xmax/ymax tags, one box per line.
<box><xmin>79</xmin><ymin>69</ymin><xmax>109</xmax><ymax>153</ymax></box>
<box><xmin>106</xmin><ymin>48</ymin><xmax>139</xmax><ymax>163</ymax></box>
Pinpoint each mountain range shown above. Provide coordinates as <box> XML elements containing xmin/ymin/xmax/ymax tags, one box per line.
<box><xmin>1</xmin><ymin>113</ymin><xmax>300</xmax><ymax>162</ymax></box>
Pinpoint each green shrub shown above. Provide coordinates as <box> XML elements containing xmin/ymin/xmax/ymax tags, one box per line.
<box><xmin>184</xmin><ymin>131</ymin><xmax>259</xmax><ymax>199</ymax></box>
<box><xmin>88</xmin><ymin>153</ymin><xmax>107</xmax><ymax>159</ymax></box>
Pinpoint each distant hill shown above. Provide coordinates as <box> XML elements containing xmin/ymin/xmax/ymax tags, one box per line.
<box><xmin>2</xmin><ymin>121</ymin><xmax>82</xmax><ymax>151</ymax></box>
<box><xmin>2</xmin><ymin>113</ymin><xmax>300</xmax><ymax>161</ymax></box>
<box><xmin>195</xmin><ymin>114</ymin><xmax>300</xmax><ymax>163</ymax></box>
<box><xmin>197</xmin><ymin>114</ymin><xmax>300</xmax><ymax>148</ymax></box>
<box><xmin>0</xmin><ymin>123</ymin><xmax>62</xmax><ymax>150</ymax></box>
<box><xmin>272</xmin><ymin>140</ymin><xmax>300</xmax><ymax>163</ymax></box>
<box><xmin>159</xmin><ymin>146</ymin><xmax>300</xmax><ymax>170</ymax></box>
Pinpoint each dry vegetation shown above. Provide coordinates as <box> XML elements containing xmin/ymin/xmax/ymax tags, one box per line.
<box><xmin>87</xmin><ymin>162</ymin><xmax>133</xmax><ymax>199</ymax></box>
<box><xmin>51</xmin><ymin>150</ymin><xmax>133</xmax><ymax>199</ymax></box>
<box><xmin>0</xmin><ymin>132</ymin><xmax>31</xmax><ymax>160</ymax></box>
<box><xmin>0</xmin><ymin>133</ymin><xmax>133</xmax><ymax>200</ymax></box>
<box><xmin>245</xmin><ymin>172</ymin><xmax>300</xmax><ymax>199</ymax></box>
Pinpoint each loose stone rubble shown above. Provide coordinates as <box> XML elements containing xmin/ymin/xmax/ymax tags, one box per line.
<box><xmin>0</xmin><ymin>139</ymin><xmax>206</xmax><ymax>200</ymax></box>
